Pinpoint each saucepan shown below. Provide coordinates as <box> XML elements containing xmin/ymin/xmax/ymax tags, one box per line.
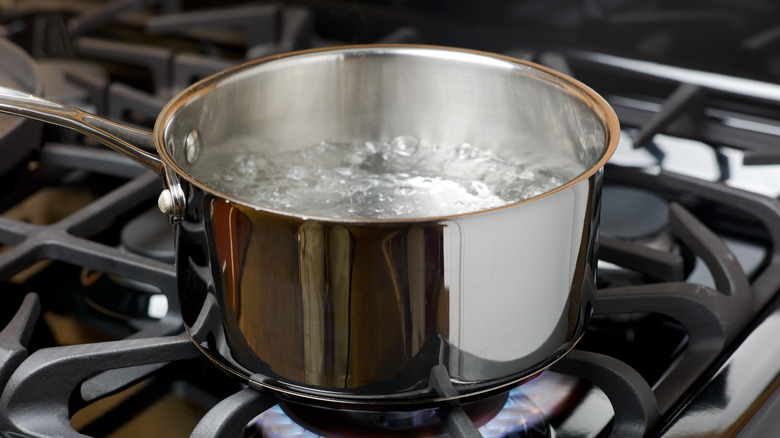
<box><xmin>0</xmin><ymin>45</ymin><xmax>619</xmax><ymax>409</ymax></box>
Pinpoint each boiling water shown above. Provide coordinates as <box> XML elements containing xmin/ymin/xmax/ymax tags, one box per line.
<box><xmin>196</xmin><ymin>137</ymin><xmax>584</xmax><ymax>219</ymax></box>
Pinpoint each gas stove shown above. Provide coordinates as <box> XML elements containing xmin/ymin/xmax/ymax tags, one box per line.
<box><xmin>2</xmin><ymin>1</ymin><xmax>780</xmax><ymax>437</ymax></box>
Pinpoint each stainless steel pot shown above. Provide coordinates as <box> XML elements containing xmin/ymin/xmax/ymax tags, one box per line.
<box><xmin>0</xmin><ymin>45</ymin><xmax>619</xmax><ymax>409</ymax></box>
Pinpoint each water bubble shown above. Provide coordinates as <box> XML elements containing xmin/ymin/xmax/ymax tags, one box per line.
<box><xmin>393</xmin><ymin>204</ymin><xmax>414</xmax><ymax>216</ymax></box>
<box><xmin>500</xmin><ymin>170</ymin><xmax>517</xmax><ymax>182</ymax></box>
<box><xmin>390</xmin><ymin>136</ymin><xmax>419</xmax><ymax>157</ymax></box>
<box><xmin>395</xmin><ymin>185</ymin><xmax>414</xmax><ymax>195</ymax></box>
<box><xmin>288</xmin><ymin>166</ymin><xmax>306</xmax><ymax>180</ymax></box>
<box><xmin>313</xmin><ymin>141</ymin><xmax>331</xmax><ymax>154</ymax></box>
<box><xmin>524</xmin><ymin>187</ymin><xmax>545</xmax><ymax>198</ymax></box>
<box><xmin>364</xmin><ymin>141</ymin><xmax>380</xmax><ymax>153</ymax></box>
<box><xmin>468</xmin><ymin>180</ymin><xmax>490</xmax><ymax>197</ymax></box>
<box><xmin>236</xmin><ymin>157</ymin><xmax>256</xmax><ymax>176</ymax></box>
<box><xmin>191</xmin><ymin>137</ymin><xmax>580</xmax><ymax>219</ymax></box>
<box><xmin>455</xmin><ymin>143</ymin><xmax>473</xmax><ymax>159</ymax></box>
<box><xmin>346</xmin><ymin>153</ymin><xmax>363</xmax><ymax>165</ymax></box>
<box><xmin>492</xmin><ymin>154</ymin><xmax>510</xmax><ymax>165</ymax></box>
<box><xmin>518</xmin><ymin>169</ymin><xmax>535</xmax><ymax>180</ymax></box>
<box><xmin>349</xmin><ymin>179</ymin><xmax>374</xmax><ymax>194</ymax></box>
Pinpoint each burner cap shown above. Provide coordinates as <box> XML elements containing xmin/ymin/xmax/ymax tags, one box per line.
<box><xmin>120</xmin><ymin>208</ymin><xmax>175</xmax><ymax>263</ymax></box>
<box><xmin>600</xmin><ymin>186</ymin><xmax>669</xmax><ymax>240</ymax></box>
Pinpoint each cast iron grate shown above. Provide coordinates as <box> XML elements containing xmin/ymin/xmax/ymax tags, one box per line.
<box><xmin>0</xmin><ymin>138</ymin><xmax>776</xmax><ymax>437</ymax></box>
<box><xmin>2</xmin><ymin>2</ymin><xmax>780</xmax><ymax>436</ymax></box>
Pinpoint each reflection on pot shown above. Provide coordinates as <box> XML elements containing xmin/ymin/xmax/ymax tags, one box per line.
<box><xmin>181</xmin><ymin>170</ymin><xmax>599</xmax><ymax>408</ymax></box>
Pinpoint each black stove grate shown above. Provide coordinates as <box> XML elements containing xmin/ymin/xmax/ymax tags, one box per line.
<box><xmin>3</xmin><ymin>1</ymin><xmax>780</xmax><ymax>437</ymax></box>
<box><xmin>0</xmin><ymin>156</ymin><xmax>775</xmax><ymax>437</ymax></box>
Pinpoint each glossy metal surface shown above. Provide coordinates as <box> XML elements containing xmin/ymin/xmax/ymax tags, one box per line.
<box><xmin>0</xmin><ymin>87</ymin><xmax>163</xmax><ymax>175</ymax></box>
<box><xmin>165</xmin><ymin>46</ymin><xmax>619</xmax><ymax>406</ymax></box>
<box><xmin>181</xmin><ymin>175</ymin><xmax>602</xmax><ymax>407</ymax></box>
<box><xmin>0</xmin><ymin>45</ymin><xmax>619</xmax><ymax>406</ymax></box>
<box><xmin>662</xmin><ymin>297</ymin><xmax>780</xmax><ymax>437</ymax></box>
<box><xmin>0</xmin><ymin>87</ymin><xmax>186</xmax><ymax>222</ymax></box>
<box><xmin>0</xmin><ymin>38</ymin><xmax>43</xmax><ymax>176</ymax></box>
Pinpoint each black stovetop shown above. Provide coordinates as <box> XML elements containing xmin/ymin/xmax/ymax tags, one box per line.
<box><xmin>2</xmin><ymin>1</ymin><xmax>780</xmax><ymax>437</ymax></box>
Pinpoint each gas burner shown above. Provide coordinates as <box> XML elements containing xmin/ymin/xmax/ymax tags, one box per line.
<box><xmin>601</xmin><ymin>185</ymin><xmax>669</xmax><ymax>241</ymax></box>
<box><xmin>120</xmin><ymin>207</ymin><xmax>174</xmax><ymax>264</ymax></box>
<box><xmin>598</xmin><ymin>185</ymin><xmax>676</xmax><ymax>287</ymax></box>
<box><xmin>80</xmin><ymin>207</ymin><xmax>173</xmax><ymax>321</ymax></box>
<box><xmin>252</xmin><ymin>373</ymin><xmax>584</xmax><ymax>438</ymax></box>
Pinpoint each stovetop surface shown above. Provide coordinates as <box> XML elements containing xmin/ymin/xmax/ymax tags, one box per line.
<box><xmin>3</xmin><ymin>1</ymin><xmax>780</xmax><ymax>437</ymax></box>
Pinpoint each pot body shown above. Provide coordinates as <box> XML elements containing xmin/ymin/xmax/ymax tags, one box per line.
<box><xmin>178</xmin><ymin>170</ymin><xmax>601</xmax><ymax>407</ymax></box>
<box><xmin>156</xmin><ymin>45</ymin><xmax>618</xmax><ymax>407</ymax></box>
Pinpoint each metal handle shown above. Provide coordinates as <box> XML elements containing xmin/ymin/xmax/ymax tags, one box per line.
<box><xmin>0</xmin><ymin>86</ymin><xmax>163</xmax><ymax>174</ymax></box>
<box><xmin>0</xmin><ymin>86</ymin><xmax>185</xmax><ymax>223</ymax></box>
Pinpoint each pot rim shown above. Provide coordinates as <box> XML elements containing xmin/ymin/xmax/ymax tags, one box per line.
<box><xmin>154</xmin><ymin>44</ymin><xmax>620</xmax><ymax>224</ymax></box>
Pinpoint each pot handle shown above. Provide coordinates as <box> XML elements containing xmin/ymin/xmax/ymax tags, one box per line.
<box><xmin>0</xmin><ymin>86</ymin><xmax>185</xmax><ymax>223</ymax></box>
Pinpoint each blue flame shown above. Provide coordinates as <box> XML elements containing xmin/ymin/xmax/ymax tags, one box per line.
<box><xmin>252</xmin><ymin>372</ymin><xmax>579</xmax><ymax>437</ymax></box>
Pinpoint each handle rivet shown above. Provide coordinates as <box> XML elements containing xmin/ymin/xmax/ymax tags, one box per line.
<box><xmin>158</xmin><ymin>189</ymin><xmax>173</xmax><ymax>215</ymax></box>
